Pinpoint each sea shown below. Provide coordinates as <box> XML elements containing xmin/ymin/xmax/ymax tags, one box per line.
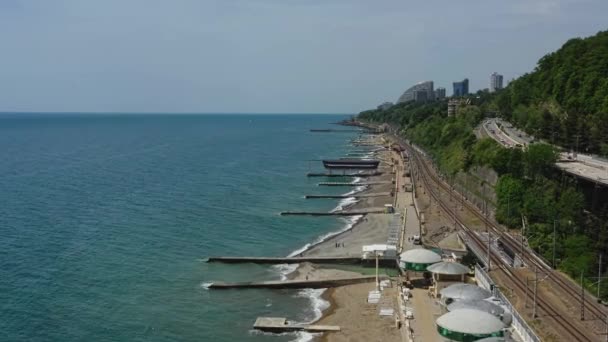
<box><xmin>0</xmin><ymin>113</ymin><xmax>366</xmax><ymax>342</ymax></box>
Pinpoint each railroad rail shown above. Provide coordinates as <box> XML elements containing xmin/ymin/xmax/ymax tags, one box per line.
<box><xmin>406</xmin><ymin>142</ymin><xmax>598</xmax><ymax>341</ymax></box>
<box><xmin>409</xmin><ymin>141</ymin><xmax>608</xmax><ymax>327</ymax></box>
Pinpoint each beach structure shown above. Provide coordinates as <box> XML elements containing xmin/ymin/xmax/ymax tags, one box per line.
<box><xmin>322</xmin><ymin>159</ymin><xmax>380</xmax><ymax>170</ymax></box>
<box><xmin>447</xmin><ymin>299</ymin><xmax>504</xmax><ymax>316</ymax></box>
<box><xmin>399</xmin><ymin>248</ymin><xmax>442</xmax><ymax>271</ymax></box>
<box><xmin>253</xmin><ymin>317</ymin><xmax>340</xmax><ymax>333</ymax></box>
<box><xmin>440</xmin><ymin>283</ymin><xmax>491</xmax><ymax>304</ymax></box>
<box><xmin>448</xmin><ymin>299</ymin><xmax>513</xmax><ymax>326</ymax></box>
<box><xmin>436</xmin><ymin>308</ymin><xmax>505</xmax><ymax>341</ymax></box>
<box><xmin>362</xmin><ymin>244</ymin><xmax>397</xmax><ymax>289</ymax></box>
<box><xmin>362</xmin><ymin>244</ymin><xmax>398</xmax><ymax>260</ymax></box>
<box><xmin>427</xmin><ymin>261</ymin><xmax>469</xmax><ymax>282</ymax></box>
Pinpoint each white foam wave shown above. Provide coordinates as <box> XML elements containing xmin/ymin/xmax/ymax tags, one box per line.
<box><xmin>288</xmin><ymin>243</ymin><xmax>312</xmax><ymax>257</ymax></box>
<box><xmin>200</xmin><ymin>282</ymin><xmax>213</xmax><ymax>290</ymax></box>
<box><xmin>290</xmin><ymin>288</ymin><xmax>330</xmax><ymax>342</ymax></box>
<box><xmin>296</xmin><ymin>288</ymin><xmax>330</xmax><ymax>321</ymax></box>
<box><xmin>288</xmin><ymin>215</ymin><xmax>363</xmax><ymax>257</ymax></box>
<box><xmin>273</xmin><ymin>263</ymin><xmax>299</xmax><ymax>280</ymax></box>
<box><xmin>330</xmin><ymin>196</ymin><xmax>359</xmax><ymax>213</ymax></box>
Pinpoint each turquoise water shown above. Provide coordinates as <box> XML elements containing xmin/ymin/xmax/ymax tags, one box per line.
<box><xmin>0</xmin><ymin>113</ymin><xmax>361</xmax><ymax>342</ymax></box>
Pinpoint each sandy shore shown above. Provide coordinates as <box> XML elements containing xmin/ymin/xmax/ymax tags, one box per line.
<box><xmin>288</xmin><ymin>135</ymin><xmax>404</xmax><ymax>342</ymax></box>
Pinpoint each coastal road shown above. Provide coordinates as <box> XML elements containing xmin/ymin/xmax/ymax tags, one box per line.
<box><xmin>481</xmin><ymin>118</ymin><xmax>608</xmax><ymax>186</ymax></box>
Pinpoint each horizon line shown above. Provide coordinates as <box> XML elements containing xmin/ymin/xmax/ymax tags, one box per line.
<box><xmin>0</xmin><ymin>111</ymin><xmax>356</xmax><ymax>115</ymax></box>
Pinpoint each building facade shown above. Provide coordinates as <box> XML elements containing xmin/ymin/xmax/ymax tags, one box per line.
<box><xmin>397</xmin><ymin>81</ymin><xmax>434</xmax><ymax>103</ymax></box>
<box><xmin>452</xmin><ymin>78</ymin><xmax>469</xmax><ymax>97</ymax></box>
<box><xmin>435</xmin><ymin>87</ymin><xmax>446</xmax><ymax>100</ymax></box>
<box><xmin>447</xmin><ymin>99</ymin><xmax>458</xmax><ymax>116</ymax></box>
<box><xmin>490</xmin><ymin>72</ymin><xmax>503</xmax><ymax>92</ymax></box>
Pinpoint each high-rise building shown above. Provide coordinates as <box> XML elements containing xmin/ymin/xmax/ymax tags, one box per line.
<box><xmin>397</xmin><ymin>81</ymin><xmax>434</xmax><ymax>103</ymax></box>
<box><xmin>452</xmin><ymin>78</ymin><xmax>469</xmax><ymax>97</ymax></box>
<box><xmin>435</xmin><ymin>87</ymin><xmax>446</xmax><ymax>100</ymax></box>
<box><xmin>490</xmin><ymin>72</ymin><xmax>504</xmax><ymax>92</ymax></box>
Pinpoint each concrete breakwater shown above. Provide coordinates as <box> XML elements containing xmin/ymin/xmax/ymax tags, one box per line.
<box><xmin>208</xmin><ymin>275</ymin><xmax>385</xmax><ymax>289</ymax></box>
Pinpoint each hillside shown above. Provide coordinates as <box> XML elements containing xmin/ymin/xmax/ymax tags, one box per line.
<box><xmin>496</xmin><ymin>30</ymin><xmax>608</xmax><ymax>155</ymax></box>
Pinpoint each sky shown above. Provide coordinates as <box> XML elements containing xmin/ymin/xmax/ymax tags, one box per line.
<box><xmin>0</xmin><ymin>0</ymin><xmax>606</xmax><ymax>114</ymax></box>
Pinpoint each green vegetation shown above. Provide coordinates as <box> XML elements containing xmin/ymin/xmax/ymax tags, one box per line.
<box><xmin>496</xmin><ymin>30</ymin><xmax>608</xmax><ymax>155</ymax></box>
<box><xmin>358</xmin><ymin>31</ymin><xmax>608</xmax><ymax>294</ymax></box>
<box><xmin>362</xmin><ymin>98</ymin><xmax>604</xmax><ymax>291</ymax></box>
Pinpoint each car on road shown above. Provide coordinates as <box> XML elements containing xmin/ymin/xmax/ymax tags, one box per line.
<box><xmin>412</xmin><ymin>235</ymin><xmax>421</xmax><ymax>245</ymax></box>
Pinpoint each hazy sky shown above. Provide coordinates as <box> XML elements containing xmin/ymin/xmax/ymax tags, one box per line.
<box><xmin>0</xmin><ymin>0</ymin><xmax>606</xmax><ymax>114</ymax></box>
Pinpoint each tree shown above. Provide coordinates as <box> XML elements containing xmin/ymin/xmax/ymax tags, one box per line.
<box><xmin>524</xmin><ymin>143</ymin><xmax>557</xmax><ymax>179</ymax></box>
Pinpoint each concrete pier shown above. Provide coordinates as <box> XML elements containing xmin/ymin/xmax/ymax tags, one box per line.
<box><xmin>253</xmin><ymin>317</ymin><xmax>340</xmax><ymax>333</ymax></box>
<box><xmin>208</xmin><ymin>275</ymin><xmax>384</xmax><ymax>289</ymax></box>
<box><xmin>317</xmin><ymin>181</ymin><xmax>392</xmax><ymax>186</ymax></box>
<box><xmin>280</xmin><ymin>209</ymin><xmax>384</xmax><ymax>216</ymax></box>
<box><xmin>304</xmin><ymin>192</ymin><xmax>390</xmax><ymax>199</ymax></box>
<box><xmin>206</xmin><ymin>256</ymin><xmax>361</xmax><ymax>264</ymax></box>
<box><xmin>306</xmin><ymin>172</ymin><xmax>383</xmax><ymax>177</ymax></box>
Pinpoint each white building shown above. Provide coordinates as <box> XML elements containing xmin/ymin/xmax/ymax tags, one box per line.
<box><xmin>397</xmin><ymin>81</ymin><xmax>434</xmax><ymax>103</ymax></box>
<box><xmin>490</xmin><ymin>72</ymin><xmax>503</xmax><ymax>92</ymax></box>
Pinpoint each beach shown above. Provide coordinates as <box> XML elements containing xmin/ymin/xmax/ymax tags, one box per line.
<box><xmin>288</xmin><ymin>132</ymin><xmax>410</xmax><ymax>342</ymax></box>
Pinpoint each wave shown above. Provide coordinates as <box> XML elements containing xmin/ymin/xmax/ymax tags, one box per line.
<box><xmin>272</xmin><ymin>263</ymin><xmax>299</xmax><ymax>280</ymax></box>
<box><xmin>291</xmin><ymin>288</ymin><xmax>329</xmax><ymax>342</ymax></box>
<box><xmin>200</xmin><ymin>282</ymin><xmax>213</xmax><ymax>290</ymax></box>
<box><xmin>288</xmin><ymin>215</ymin><xmax>363</xmax><ymax>257</ymax></box>
<box><xmin>330</xmin><ymin>177</ymin><xmax>366</xmax><ymax>213</ymax></box>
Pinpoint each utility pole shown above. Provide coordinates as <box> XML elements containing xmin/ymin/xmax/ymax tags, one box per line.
<box><xmin>605</xmin><ymin>312</ymin><xmax>608</xmax><ymax>342</ymax></box>
<box><xmin>453</xmin><ymin>204</ymin><xmax>457</xmax><ymax>230</ymax></box>
<box><xmin>599</xmin><ymin>253</ymin><xmax>603</xmax><ymax>299</ymax></box>
<box><xmin>375</xmin><ymin>252</ymin><xmax>379</xmax><ymax>290</ymax></box>
<box><xmin>553</xmin><ymin>220</ymin><xmax>557</xmax><ymax>269</ymax></box>
<box><xmin>581</xmin><ymin>271</ymin><xmax>585</xmax><ymax>320</ymax></box>
<box><xmin>525</xmin><ymin>277</ymin><xmax>529</xmax><ymax>308</ymax></box>
<box><xmin>487</xmin><ymin>232</ymin><xmax>492</xmax><ymax>271</ymax></box>
<box><xmin>533</xmin><ymin>266</ymin><xmax>538</xmax><ymax>318</ymax></box>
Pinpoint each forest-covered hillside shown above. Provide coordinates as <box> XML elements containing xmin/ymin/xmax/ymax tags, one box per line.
<box><xmin>496</xmin><ymin>30</ymin><xmax>608</xmax><ymax>155</ymax></box>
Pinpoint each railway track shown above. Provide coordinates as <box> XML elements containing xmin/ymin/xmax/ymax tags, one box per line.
<box><xmin>410</xmin><ymin>143</ymin><xmax>608</xmax><ymax>325</ymax></box>
<box><xmin>406</xmin><ymin>143</ymin><xmax>598</xmax><ymax>341</ymax></box>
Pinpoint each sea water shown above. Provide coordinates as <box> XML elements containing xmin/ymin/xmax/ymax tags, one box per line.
<box><xmin>0</xmin><ymin>113</ymin><xmax>363</xmax><ymax>342</ymax></box>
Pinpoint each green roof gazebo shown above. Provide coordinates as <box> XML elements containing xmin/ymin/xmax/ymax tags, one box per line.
<box><xmin>399</xmin><ymin>248</ymin><xmax>442</xmax><ymax>271</ymax></box>
<box><xmin>436</xmin><ymin>308</ymin><xmax>505</xmax><ymax>341</ymax></box>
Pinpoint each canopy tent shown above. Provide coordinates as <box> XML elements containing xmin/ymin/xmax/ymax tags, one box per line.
<box><xmin>427</xmin><ymin>261</ymin><xmax>470</xmax><ymax>282</ymax></box>
<box><xmin>399</xmin><ymin>248</ymin><xmax>441</xmax><ymax>271</ymax></box>
<box><xmin>447</xmin><ymin>299</ymin><xmax>504</xmax><ymax>316</ymax></box>
<box><xmin>440</xmin><ymin>283</ymin><xmax>491</xmax><ymax>304</ymax></box>
<box><xmin>436</xmin><ymin>308</ymin><xmax>505</xmax><ymax>342</ymax></box>
<box><xmin>427</xmin><ymin>261</ymin><xmax>469</xmax><ymax>275</ymax></box>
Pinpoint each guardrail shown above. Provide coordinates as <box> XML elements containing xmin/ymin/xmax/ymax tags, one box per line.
<box><xmin>475</xmin><ymin>264</ymin><xmax>541</xmax><ymax>342</ymax></box>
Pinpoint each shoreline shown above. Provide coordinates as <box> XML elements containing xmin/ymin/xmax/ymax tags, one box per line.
<box><xmin>282</xmin><ymin>133</ymin><xmax>400</xmax><ymax>342</ymax></box>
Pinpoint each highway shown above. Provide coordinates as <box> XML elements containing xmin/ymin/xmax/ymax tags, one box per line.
<box><xmin>481</xmin><ymin>118</ymin><xmax>608</xmax><ymax>186</ymax></box>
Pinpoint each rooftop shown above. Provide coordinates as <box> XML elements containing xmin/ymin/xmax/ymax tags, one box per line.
<box><xmin>440</xmin><ymin>283</ymin><xmax>491</xmax><ymax>301</ymax></box>
<box><xmin>436</xmin><ymin>308</ymin><xmax>505</xmax><ymax>334</ymax></box>
<box><xmin>427</xmin><ymin>261</ymin><xmax>469</xmax><ymax>275</ymax></box>
<box><xmin>400</xmin><ymin>248</ymin><xmax>442</xmax><ymax>264</ymax></box>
